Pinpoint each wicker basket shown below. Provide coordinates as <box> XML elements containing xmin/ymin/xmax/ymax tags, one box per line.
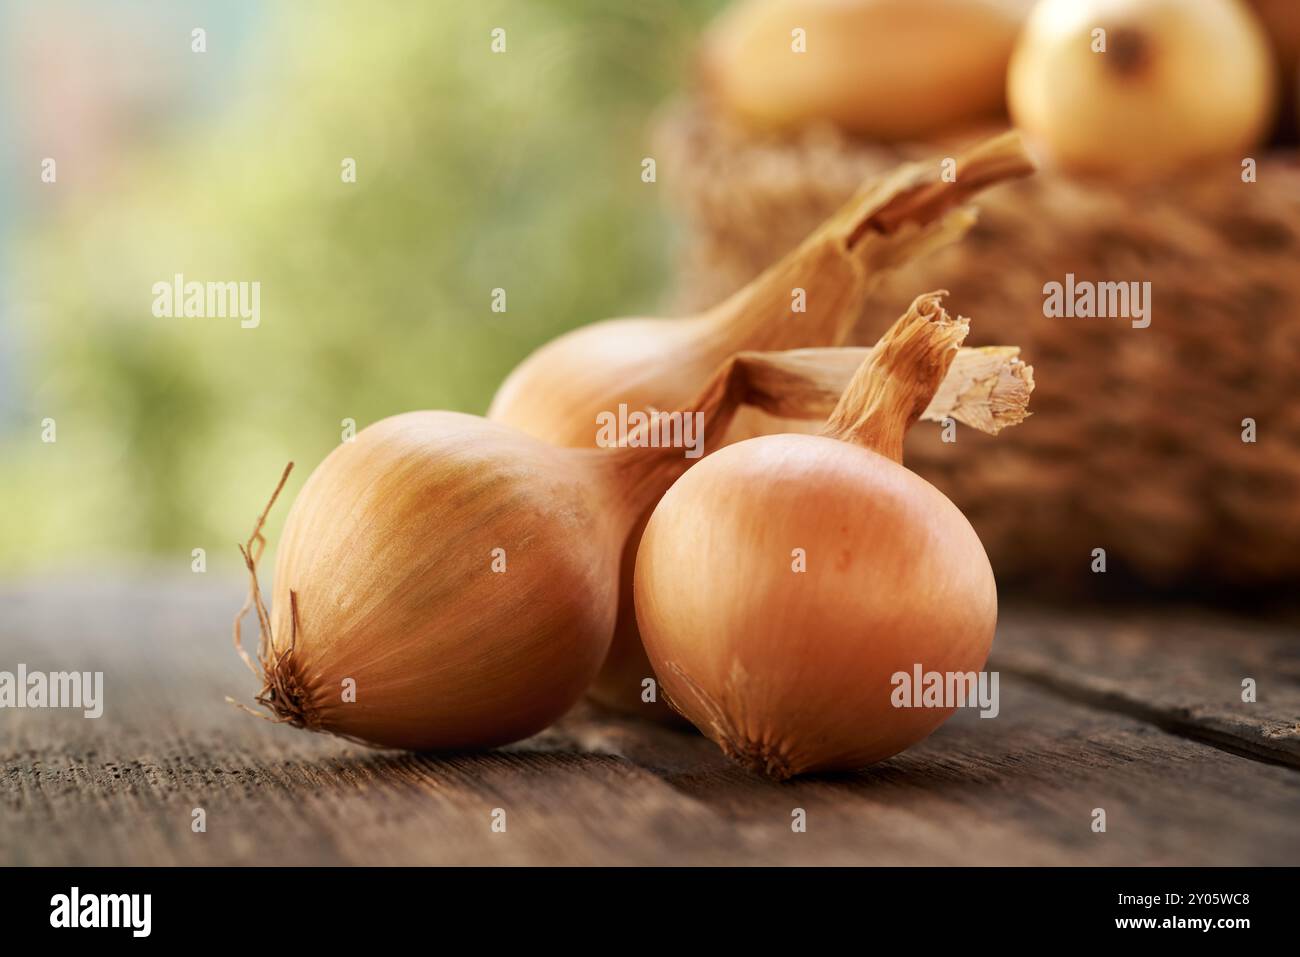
<box><xmin>656</xmin><ymin>102</ymin><xmax>1300</xmax><ymax>592</ymax></box>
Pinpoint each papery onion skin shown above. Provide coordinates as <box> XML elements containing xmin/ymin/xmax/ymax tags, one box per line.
<box><xmin>634</xmin><ymin>433</ymin><xmax>997</xmax><ymax>778</ymax></box>
<box><xmin>489</xmin><ymin>317</ymin><xmax>715</xmax><ymax>452</ymax></box>
<box><xmin>267</xmin><ymin>411</ymin><xmax>621</xmax><ymax>751</ymax></box>
<box><xmin>590</xmin><ymin>508</ymin><xmax>689</xmax><ymax>723</ymax></box>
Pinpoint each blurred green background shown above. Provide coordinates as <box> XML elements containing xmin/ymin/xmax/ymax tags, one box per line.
<box><xmin>0</xmin><ymin>0</ymin><xmax>725</xmax><ymax>573</ymax></box>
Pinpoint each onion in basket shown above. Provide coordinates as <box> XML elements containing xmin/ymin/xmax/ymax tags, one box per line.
<box><xmin>1008</xmin><ymin>0</ymin><xmax>1276</xmax><ymax>175</ymax></box>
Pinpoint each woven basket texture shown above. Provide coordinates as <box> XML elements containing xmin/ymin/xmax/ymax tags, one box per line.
<box><xmin>656</xmin><ymin>103</ymin><xmax>1300</xmax><ymax>591</ymax></box>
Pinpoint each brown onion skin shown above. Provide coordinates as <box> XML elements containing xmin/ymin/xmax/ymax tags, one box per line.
<box><xmin>270</xmin><ymin>411</ymin><xmax>621</xmax><ymax>751</ymax></box>
<box><xmin>634</xmin><ymin>433</ymin><xmax>997</xmax><ymax>778</ymax></box>
<box><xmin>587</xmin><ymin>507</ymin><xmax>689</xmax><ymax>723</ymax></box>
<box><xmin>488</xmin><ymin>317</ymin><xmax>706</xmax><ymax>449</ymax></box>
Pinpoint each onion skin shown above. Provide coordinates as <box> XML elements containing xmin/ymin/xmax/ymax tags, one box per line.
<box><xmin>489</xmin><ymin>316</ymin><xmax>712</xmax><ymax>451</ymax></box>
<box><xmin>635</xmin><ymin>435</ymin><xmax>997</xmax><ymax>777</ymax></box>
<box><xmin>634</xmin><ymin>294</ymin><xmax>1004</xmax><ymax>778</ymax></box>
<box><xmin>265</xmin><ymin>412</ymin><xmax>624</xmax><ymax>750</ymax></box>
<box><xmin>701</xmin><ymin>0</ymin><xmax>1032</xmax><ymax>140</ymax></box>
<box><xmin>594</xmin><ymin>507</ymin><xmax>687</xmax><ymax>722</ymax></box>
<box><xmin>1008</xmin><ymin>0</ymin><xmax>1276</xmax><ymax>175</ymax></box>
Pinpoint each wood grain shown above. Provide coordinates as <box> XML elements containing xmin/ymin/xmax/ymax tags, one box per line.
<box><xmin>0</xmin><ymin>577</ymin><xmax>1296</xmax><ymax>865</ymax></box>
<box><xmin>994</xmin><ymin>608</ymin><xmax>1300</xmax><ymax>768</ymax></box>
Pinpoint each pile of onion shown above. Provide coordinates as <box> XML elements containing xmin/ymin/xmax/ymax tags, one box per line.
<box><xmin>231</xmin><ymin>335</ymin><xmax>1029</xmax><ymax>751</ymax></box>
<box><xmin>229</xmin><ymin>139</ymin><xmax>1037</xmax><ymax>769</ymax></box>
<box><xmin>231</xmin><ymin>354</ymin><xmax>775</xmax><ymax>749</ymax></box>
<box><xmin>635</xmin><ymin>293</ymin><xmax>1016</xmax><ymax>778</ymax></box>
<box><xmin>489</xmin><ymin>132</ymin><xmax>1035</xmax><ymax>719</ymax></box>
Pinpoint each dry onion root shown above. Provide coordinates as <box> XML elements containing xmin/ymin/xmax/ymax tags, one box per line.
<box><xmin>635</xmin><ymin>292</ymin><xmax>1028</xmax><ymax>779</ymax></box>
<box><xmin>228</xmin><ymin>336</ymin><xmax>1027</xmax><ymax>751</ymax></box>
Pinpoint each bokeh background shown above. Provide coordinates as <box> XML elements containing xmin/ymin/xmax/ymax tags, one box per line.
<box><xmin>0</xmin><ymin>0</ymin><xmax>724</xmax><ymax>573</ymax></box>
<box><xmin>3</xmin><ymin>0</ymin><xmax>1297</xmax><ymax>603</ymax></box>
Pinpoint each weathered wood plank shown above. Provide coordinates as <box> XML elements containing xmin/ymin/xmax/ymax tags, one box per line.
<box><xmin>565</xmin><ymin>688</ymin><xmax>1300</xmax><ymax>866</ymax></box>
<box><xmin>1</xmin><ymin>577</ymin><xmax>1297</xmax><ymax>865</ymax></box>
<box><xmin>993</xmin><ymin>607</ymin><xmax>1300</xmax><ymax>767</ymax></box>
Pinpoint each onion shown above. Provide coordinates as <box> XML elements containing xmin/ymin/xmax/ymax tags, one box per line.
<box><xmin>489</xmin><ymin>132</ymin><xmax>1034</xmax><ymax>720</ymax></box>
<box><xmin>635</xmin><ymin>293</ymin><xmax>1017</xmax><ymax>778</ymax></box>
<box><xmin>1008</xmin><ymin>0</ymin><xmax>1276</xmax><ymax>175</ymax></box>
<box><xmin>488</xmin><ymin>132</ymin><xmax>1035</xmax><ymax>449</ymax></box>
<box><xmin>593</xmin><ymin>341</ymin><xmax>1033</xmax><ymax>721</ymax></box>
<box><xmin>230</xmin><ymin>339</ymin><xmax>1028</xmax><ymax>750</ymax></box>
<box><xmin>700</xmin><ymin>0</ymin><xmax>1034</xmax><ymax>139</ymax></box>
<box><xmin>231</xmin><ymin>375</ymin><xmax>746</xmax><ymax>750</ymax></box>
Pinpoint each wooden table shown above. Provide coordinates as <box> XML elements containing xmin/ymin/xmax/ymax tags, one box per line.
<box><xmin>2</xmin><ymin>576</ymin><xmax>1297</xmax><ymax>865</ymax></box>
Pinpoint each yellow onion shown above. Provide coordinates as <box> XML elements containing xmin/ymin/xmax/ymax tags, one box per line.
<box><xmin>233</xmin><ymin>416</ymin><xmax>651</xmax><ymax>750</ymax></box>
<box><xmin>229</xmin><ymin>340</ymin><xmax>1025</xmax><ymax>749</ymax></box>
<box><xmin>635</xmin><ymin>293</ymin><xmax>1017</xmax><ymax>778</ymax></box>
<box><xmin>593</xmin><ymin>341</ymin><xmax>1034</xmax><ymax>721</ymax></box>
<box><xmin>232</xmin><ymin>390</ymin><xmax>749</xmax><ymax>750</ymax></box>
<box><xmin>488</xmin><ymin>132</ymin><xmax>1034</xmax><ymax>720</ymax></box>
<box><xmin>701</xmin><ymin>0</ymin><xmax>1034</xmax><ymax>139</ymax></box>
<box><xmin>1008</xmin><ymin>0</ymin><xmax>1276</xmax><ymax>175</ymax></box>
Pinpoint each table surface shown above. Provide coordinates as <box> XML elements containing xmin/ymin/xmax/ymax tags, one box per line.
<box><xmin>2</xmin><ymin>576</ymin><xmax>1297</xmax><ymax>866</ymax></box>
